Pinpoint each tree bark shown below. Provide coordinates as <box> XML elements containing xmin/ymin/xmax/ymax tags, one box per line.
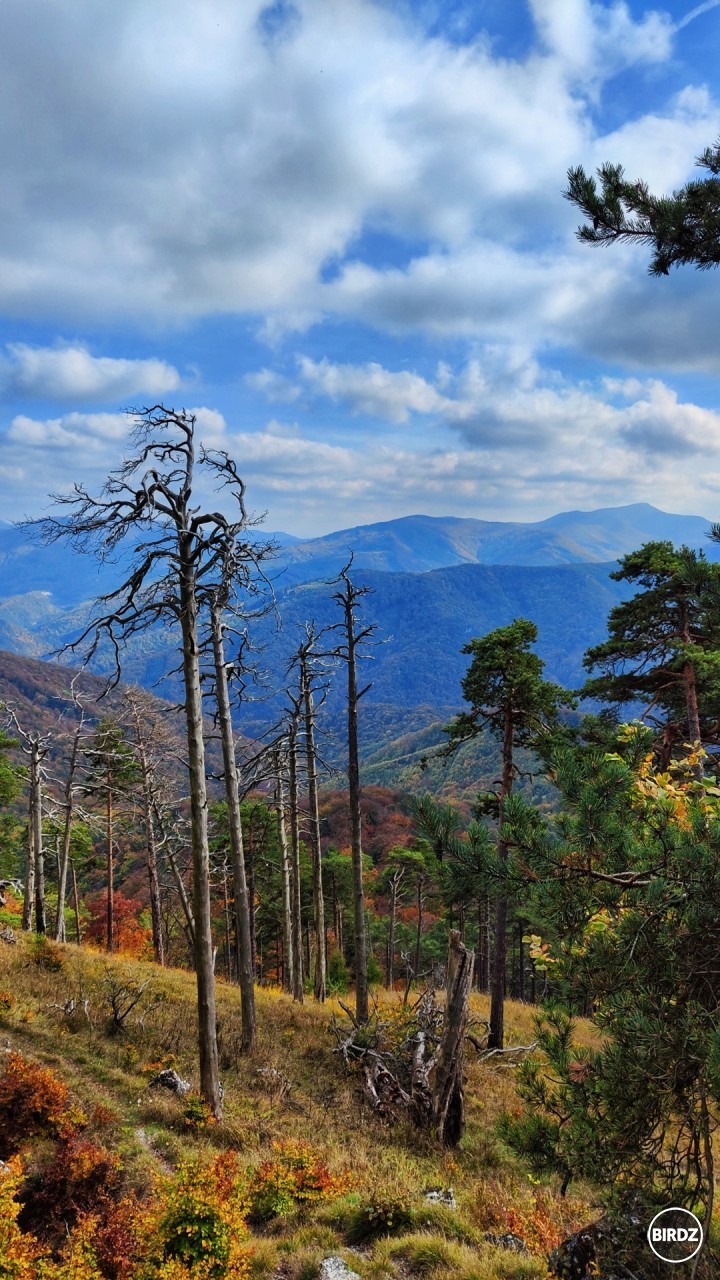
<box><xmin>302</xmin><ymin>658</ymin><xmax>326</xmax><ymax>1002</ymax></box>
<box><xmin>106</xmin><ymin>784</ymin><xmax>114</xmax><ymax>951</ymax></box>
<box><xmin>288</xmin><ymin>714</ymin><xmax>304</xmax><ymax>1001</ymax></box>
<box><xmin>433</xmin><ymin>930</ymin><xmax>474</xmax><ymax>1146</ymax></box>
<box><xmin>386</xmin><ymin>875</ymin><xmax>400</xmax><ymax>990</ymax></box>
<box><xmin>275</xmin><ymin>757</ymin><xmax>294</xmax><ymax>995</ymax></box>
<box><xmin>342</xmin><ymin>592</ymin><xmax>369</xmax><ymax>1023</ymax></box>
<box><xmin>71</xmin><ymin>859</ymin><xmax>82</xmax><ymax>945</ymax></box>
<box><xmin>179</xmin><ymin>535</ymin><xmax>222</xmax><ymax>1117</ymax></box>
<box><xmin>31</xmin><ymin>741</ymin><xmax>45</xmax><ymax>935</ymax></box>
<box><xmin>488</xmin><ymin>701</ymin><xmax>514</xmax><ymax>1051</ymax></box>
<box><xmin>210</xmin><ymin>601</ymin><xmax>255</xmax><ymax>1054</ymax></box>
<box><xmin>55</xmin><ymin>722</ymin><xmax>82</xmax><ymax>943</ymax></box>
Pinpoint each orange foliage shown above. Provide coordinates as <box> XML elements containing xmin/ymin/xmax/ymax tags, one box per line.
<box><xmin>0</xmin><ymin>1157</ymin><xmax>44</xmax><ymax>1279</ymax></box>
<box><xmin>84</xmin><ymin>891</ymin><xmax>152</xmax><ymax>958</ymax></box>
<box><xmin>245</xmin><ymin>1141</ymin><xmax>352</xmax><ymax>1221</ymax></box>
<box><xmin>0</xmin><ymin>1052</ymin><xmax>71</xmax><ymax>1158</ymax></box>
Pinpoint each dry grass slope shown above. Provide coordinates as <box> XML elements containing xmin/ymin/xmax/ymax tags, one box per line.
<box><xmin>0</xmin><ymin>932</ymin><xmax>600</xmax><ymax>1280</ymax></box>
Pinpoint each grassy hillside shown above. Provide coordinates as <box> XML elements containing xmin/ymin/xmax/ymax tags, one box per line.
<box><xmin>0</xmin><ymin>925</ymin><xmax>599</xmax><ymax>1280</ymax></box>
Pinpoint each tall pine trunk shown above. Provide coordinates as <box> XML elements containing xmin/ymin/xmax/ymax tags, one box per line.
<box><xmin>275</xmin><ymin>761</ymin><xmax>294</xmax><ymax>995</ymax></box>
<box><xmin>302</xmin><ymin>660</ymin><xmax>326</xmax><ymax>1002</ymax></box>
<box><xmin>106</xmin><ymin>784</ymin><xmax>114</xmax><ymax>951</ymax></box>
<box><xmin>344</xmin><ymin>602</ymin><xmax>368</xmax><ymax>1023</ymax></box>
<box><xmin>55</xmin><ymin>723</ymin><xmax>82</xmax><ymax>943</ymax></box>
<box><xmin>31</xmin><ymin>742</ymin><xmax>45</xmax><ymax>935</ymax></box>
<box><xmin>288</xmin><ymin>715</ymin><xmax>304</xmax><ymax>1002</ymax></box>
<box><xmin>211</xmin><ymin>602</ymin><xmax>256</xmax><ymax>1053</ymax></box>
<box><xmin>488</xmin><ymin>702</ymin><xmax>514</xmax><ymax>1050</ymax></box>
<box><xmin>179</xmin><ymin>538</ymin><xmax>222</xmax><ymax>1117</ymax></box>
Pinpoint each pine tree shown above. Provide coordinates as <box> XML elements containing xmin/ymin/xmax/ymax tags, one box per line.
<box><xmin>582</xmin><ymin>542</ymin><xmax>720</xmax><ymax>771</ymax></box>
<box><xmin>446</xmin><ymin>618</ymin><xmax>570</xmax><ymax>1049</ymax></box>
<box><xmin>565</xmin><ymin>138</ymin><xmax>720</xmax><ymax>274</ymax></box>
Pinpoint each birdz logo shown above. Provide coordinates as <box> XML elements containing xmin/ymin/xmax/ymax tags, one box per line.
<box><xmin>647</xmin><ymin>1208</ymin><xmax>703</xmax><ymax>1263</ymax></box>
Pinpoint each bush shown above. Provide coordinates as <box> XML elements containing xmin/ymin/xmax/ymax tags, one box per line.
<box><xmin>149</xmin><ymin>1155</ymin><xmax>250</xmax><ymax>1280</ymax></box>
<box><xmin>345</xmin><ymin>1185</ymin><xmax>416</xmax><ymax>1243</ymax></box>
<box><xmin>26</xmin><ymin>1132</ymin><xmax>122</xmax><ymax>1236</ymax></box>
<box><xmin>246</xmin><ymin>1142</ymin><xmax>352</xmax><ymax>1222</ymax></box>
<box><xmin>29</xmin><ymin>934</ymin><xmax>64</xmax><ymax>971</ymax></box>
<box><xmin>0</xmin><ymin>989</ymin><xmax>15</xmax><ymax>1014</ymax></box>
<box><xmin>0</xmin><ymin>1052</ymin><xmax>70</xmax><ymax>1157</ymax></box>
<box><xmin>182</xmin><ymin>1093</ymin><xmax>217</xmax><ymax>1131</ymax></box>
<box><xmin>0</xmin><ymin>1157</ymin><xmax>45</xmax><ymax>1279</ymax></box>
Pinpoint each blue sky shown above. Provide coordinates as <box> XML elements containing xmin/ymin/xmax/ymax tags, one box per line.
<box><xmin>2</xmin><ymin>0</ymin><xmax>720</xmax><ymax>535</ymax></box>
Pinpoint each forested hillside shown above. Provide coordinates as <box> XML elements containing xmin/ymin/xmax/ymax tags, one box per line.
<box><xmin>4</xmin><ymin>410</ymin><xmax>720</xmax><ymax>1280</ymax></box>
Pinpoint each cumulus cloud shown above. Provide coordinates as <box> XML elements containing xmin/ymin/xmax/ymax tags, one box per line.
<box><xmin>0</xmin><ymin>0</ymin><xmax>699</xmax><ymax>348</ymax></box>
<box><xmin>0</xmin><ymin>344</ymin><xmax>180</xmax><ymax>401</ymax></box>
<box><xmin>7</xmin><ymin>412</ymin><xmax>129</xmax><ymax>449</ymax></box>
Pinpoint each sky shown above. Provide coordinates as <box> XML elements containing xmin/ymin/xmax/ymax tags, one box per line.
<box><xmin>3</xmin><ymin>0</ymin><xmax>720</xmax><ymax>536</ymax></box>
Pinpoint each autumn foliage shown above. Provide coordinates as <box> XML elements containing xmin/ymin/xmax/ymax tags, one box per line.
<box><xmin>0</xmin><ymin>1053</ymin><xmax>354</xmax><ymax>1280</ymax></box>
<box><xmin>84</xmin><ymin>892</ymin><xmax>152</xmax><ymax>958</ymax></box>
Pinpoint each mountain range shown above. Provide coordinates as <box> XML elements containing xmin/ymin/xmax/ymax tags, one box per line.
<box><xmin>0</xmin><ymin>502</ymin><xmax>710</xmax><ymax>787</ymax></box>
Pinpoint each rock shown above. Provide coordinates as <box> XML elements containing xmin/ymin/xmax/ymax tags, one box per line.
<box><xmin>423</xmin><ymin>1186</ymin><xmax>457</xmax><ymax>1209</ymax></box>
<box><xmin>319</xmin><ymin>1257</ymin><xmax>360</xmax><ymax>1280</ymax></box>
<box><xmin>484</xmin><ymin>1232</ymin><xmax>528</xmax><ymax>1253</ymax></box>
<box><xmin>148</xmin><ymin>1068</ymin><xmax>191</xmax><ymax>1097</ymax></box>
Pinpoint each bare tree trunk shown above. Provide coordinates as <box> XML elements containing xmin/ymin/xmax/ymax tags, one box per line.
<box><xmin>130</xmin><ymin>718</ymin><xmax>165</xmax><ymax>966</ymax></box>
<box><xmin>55</xmin><ymin>722</ymin><xmax>82</xmax><ymax>943</ymax></box>
<box><xmin>386</xmin><ymin>872</ymin><xmax>401</xmax><ymax>990</ymax></box>
<box><xmin>302</xmin><ymin>660</ymin><xmax>326</xmax><ymax>1002</ymax></box>
<box><xmin>433</xmin><ymin>930</ymin><xmax>474</xmax><ymax>1146</ymax></box>
<box><xmin>31</xmin><ymin>742</ymin><xmax>45</xmax><ymax>935</ymax></box>
<box><xmin>210</xmin><ymin>602</ymin><xmax>255</xmax><ymax>1053</ymax></box>
<box><xmin>106</xmin><ymin>784</ymin><xmax>114</xmax><ymax>952</ymax></box>
<box><xmin>288</xmin><ymin>714</ymin><xmax>304</xmax><ymax>1001</ymax></box>
<box><xmin>180</xmin><ymin>543</ymin><xmax>222</xmax><ymax>1118</ymax></box>
<box><xmin>275</xmin><ymin>758</ymin><xmax>293</xmax><ymax>995</ymax></box>
<box><xmin>22</xmin><ymin>795</ymin><xmax>35</xmax><ymax>931</ymax></box>
<box><xmin>222</xmin><ymin>862</ymin><xmax>232</xmax><ymax>978</ymax></box>
<box><xmin>340</xmin><ymin>589</ymin><xmax>369</xmax><ymax>1022</ymax></box>
<box><xmin>488</xmin><ymin>702</ymin><xmax>514</xmax><ymax>1051</ymax></box>
<box><xmin>71</xmin><ymin>859</ymin><xmax>82</xmax><ymax>945</ymax></box>
<box><xmin>166</xmin><ymin>839</ymin><xmax>195</xmax><ymax>950</ymax></box>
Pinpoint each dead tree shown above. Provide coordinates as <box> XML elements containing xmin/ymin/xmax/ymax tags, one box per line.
<box><xmin>54</xmin><ymin>706</ymin><xmax>87</xmax><ymax>943</ymax></box>
<box><xmin>26</xmin><ymin>405</ymin><xmax>264</xmax><ymax>1119</ymax></box>
<box><xmin>286</xmin><ymin>700</ymin><xmax>304</xmax><ymax>1002</ymax></box>
<box><xmin>291</xmin><ymin>628</ymin><xmax>328</xmax><ymax>1003</ymax></box>
<box><xmin>3</xmin><ymin>707</ymin><xmax>51</xmax><ymax>934</ymax></box>
<box><xmin>330</xmin><ymin>564</ymin><xmax>377</xmax><ymax>1025</ymax></box>
<box><xmin>432</xmin><ymin>930</ymin><xmax>474</xmax><ymax>1146</ymax></box>
<box><xmin>124</xmin><ymin>688</ymin><xmax>186</xmax><ymax>966</ymax></box>
<box><xmin>83</xmin><ymin>716</ymin><xmax>139</xmax><ymax>952</ymax></box>
<box><xmin>208</xmin><ymin>593</ymin><xmax>257</xmax><ymax>1053</ymax></box>
<box><xmin>332</xmin><ymin>931</ymin><xmax>475</xmax><ymax>1148</ymax></box>
<box><xmin>273</xmin><ymin>747</ymin><xmax>294</xmax><ymax>995</ymax></box>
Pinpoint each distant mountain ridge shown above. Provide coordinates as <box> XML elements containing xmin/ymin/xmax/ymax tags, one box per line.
<box><xmin>0</xmin><ymin>503</ymin><xmax>717</xmax><ymax>608</ymax></box>
<box><xmin>265</xmin><ymin>503</ymin><xmax>720</xmax><ymax>586</ymax></box>
<box><xmin>0</xmin><ymin>500</ymin><xmax>705</xmax><ymax>793</ymax></box>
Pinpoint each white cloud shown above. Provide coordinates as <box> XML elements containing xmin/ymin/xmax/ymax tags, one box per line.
<box><xmin>0</xmin><ymin>0</ymin><xmax>695</xmax><ymax>345</ymax></box>
<box><xmin>295</xmin><ymin>356</ymin><xmax>460</xmax><ymax>422</ymax></box>
<box><xmin>7</xmin><ymin>412</ymin><xmax>129</xmax><ymax>449</ymax></box>
<box><xmin>529</xmin><ymin>0</ymin><xmax>672</xmax><ymax>85</ymax></box>
<box><xmin>0</xmin><ymin>344</ymin><xmax>181</xmax><ymax>401</ymax></box>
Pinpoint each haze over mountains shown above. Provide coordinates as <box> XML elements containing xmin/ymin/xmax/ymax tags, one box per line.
<box><xmin>0</xmin><ymin>502</ymin><xmax>710</xmax><ymax>784</ymax></box>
